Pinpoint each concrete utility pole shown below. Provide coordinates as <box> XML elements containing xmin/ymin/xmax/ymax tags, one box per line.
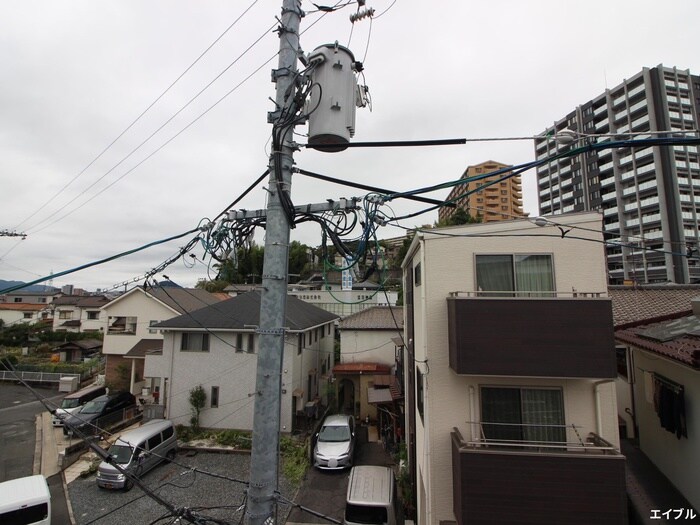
<box><xmin>247</xmin><ymin>1</ymin><xmax>302</xmax><ymax>523</ymax></box>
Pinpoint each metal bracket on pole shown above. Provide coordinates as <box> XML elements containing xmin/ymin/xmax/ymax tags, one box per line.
<box><xmin>228</xmin><ymin>197</ymin><xmax>361</xmax><ymax>221</ymax></box>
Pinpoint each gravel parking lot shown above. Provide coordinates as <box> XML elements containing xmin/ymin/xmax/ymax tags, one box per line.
<box><xmin>68</xmin><ymin>451</ymin><xmax>296</xmax><ymax>525</ymax></box>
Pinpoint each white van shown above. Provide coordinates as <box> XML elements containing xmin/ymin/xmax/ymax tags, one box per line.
<box><xmin>52</xmin><ymin>384</ymin><xmax>106</xmax><ymax>426</ymax></box>
<box><xmin>344</xmin><ymin>466</ymin><xmax>398</xmax><ymax>525</ymax></box>
<box><xmin>0</xmin><ymin>474</ymin><xmax>51</xmax><ymax>525</ymax></box>
<box><xmin>96</xmin><ymin>419</ymin><xmax>177</xmax><ymax>490</ymax></box>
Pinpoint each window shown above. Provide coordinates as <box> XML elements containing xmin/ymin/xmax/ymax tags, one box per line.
<box><xmin>211</xmin><ymin>386</ymin><xmax>219</xmax><ymax>408</ymax></box>
<box><xmin>23</xmin><ymin>312</ymin><xmax>33</xmax><ymax>319</ymax></box>
<box><xmin>39</xmin><ymin>297</ymin><xmax>47</xmax><ymax>303</ymax></box>
<box><xmin>481</xmin><ymin>386</ymin><xmax>565</xmax><ymax>443</ymax></box>
<box><xmin>148</xmin><ymin>320</ymin><xmax>160</xmax><ymax>334</ymax></box>
<box><xmin>162</xmin><ymin>426</ymin><xmax>174</xmax><ymax>440</ymax></box>
<box><xmin>476</xmin><ymin>254</ymin><xmax>554</xmax><ymax>296</ymax></box>
<box><xmin>416</xmin><ymin>366</ymin><xmax>425</xmax><ymax>422</ymax></box>
<box><xmin>236</xmin><ymin>333</ymin><xmax>254</xmax><ymax>353</ymax></box>
<box><xmin>297</xmin><ymin>334</ymin><xmax>303</xmax><ymax>355</ymax></box>
<box><xmin>616</xmin><ymin>346</ymin><xmax>629</xmax><ymax>380</ymax></box>
<box><xmin>147</xmin><ymin>432</ymin><xmax>162</xmax><ymax>451</ymax></box>
<box><xmin>414</xmin><ymin>263</ymin><xmax>422</xmax><ymax>286</ymax></box>
<box><xmin>108</xmin><ymin>316</ymin><xmax>137</xmax><ymax>334</ymax></box>
<box><xmin>180</xmin><ymin>333</ymin><xmax>209</xmax><ymax>352</ymax></box>
<box><xmin>87</xmin><ymin>311</ymin><xmax>99</xmax><ymax>320</ymax></box>
<box><xmin>13</xmin><ymin>297</ymin><xmax>22</xmax><ymax>303</ymax></box>
<box><xmin>59</xmin><ymin>310</ymin><xmax>72</xmax><ymax>319</ymax></box>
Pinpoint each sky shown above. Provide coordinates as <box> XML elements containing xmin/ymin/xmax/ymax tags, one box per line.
<box><xmin>1</xmin><ymin>0</ymin><xmax>699</xmax><ymax>292</ymax></box>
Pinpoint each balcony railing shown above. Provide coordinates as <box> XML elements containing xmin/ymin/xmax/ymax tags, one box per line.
<box><xmin>461</xmin><ymin>421</ymin><xmax>620</xmax><ymax>455</ymax></box>
<box><xmin>451</xmin><ymin>427</ymin><xmax>627</xmax><ymax>525</ymax></box>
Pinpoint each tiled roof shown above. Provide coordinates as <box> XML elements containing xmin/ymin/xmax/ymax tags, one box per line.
<box><xmin>608</xmin><ymin>285</ymin><xmax>700</xmax><ymax>326</ymax></box>
<box><xmin>55</xmin><ymin>339</ymin><xmax>102</xmax><ymax>351</ymax></box>
<box><xmin>0</xmin><ymin>303</ymin><xmax>45</xmax><ymax>311</ymax></box>
<box><xmin>52</xmin><ymin>295</ymin><xmax>110</xmax><ymax>307</ymax></box>
<box><xmin>125</xmin><ymin>339</ymin><xmax>163</xmax><ymax>357</ymax></box>
<box><xmin>339</xmin><ymin>306</ymin><xmax>404</xmax><ymax>330</ymax></box>
<box><xmin>61</xmin><ymin>320</ymin><xmax>82</xmax><ymax>327</ymax></box>
<box><xmin>616</xmin><ymin>314</ymin><xmax>700</xmax><ymax>369</ymax></box>
<box><xmin>155</xmin><ymin>291</ymin><xmax>338</xmax><ymax>331</ymax></box>
<box><xmin>146</xmin><ymin>287</ymin><xmax>223</xmax><ymax>314</ymax></box>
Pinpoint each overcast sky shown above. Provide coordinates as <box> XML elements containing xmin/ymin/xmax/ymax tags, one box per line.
<box><xmin>1</xmin><ymin>0</ymin><xmax>699</xmax><ymax>292</ymax></box>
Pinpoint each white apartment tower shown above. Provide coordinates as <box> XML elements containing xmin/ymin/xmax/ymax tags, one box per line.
<box><xmin>535</xmin><ymin>65</ymin><xmax>700</xmax><ymax>284</ymax></box>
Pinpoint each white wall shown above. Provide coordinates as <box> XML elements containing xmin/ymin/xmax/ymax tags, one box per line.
<box><xmin>407</xmin><ymin>212</ymin><xmax>615</xmax><ymax>525</ymax></box>
<box><xmin>0</xmin><ymin>309</ymin><xmax>38</xmax><ymax>326</ymax></box>
<box><xmin>340</xmin><ymin>329</ymin><xmax>399</xmax><ymax>366</ymax></box>
<box><xmin>633</xmin><ymin>349</ymin><xmax>699</xmax><ymax>509</ymax></box>
<box><xmin>164</xmin><ymin>323</ymin><xmax>335</xmax><ymax>432</ymax></box>
<box><xmin>102</xmin><ymin>289</ymin><xmax>178</xmax><ymax>356</ymax></box>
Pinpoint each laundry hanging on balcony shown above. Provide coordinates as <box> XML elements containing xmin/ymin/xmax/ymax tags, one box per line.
<box><xmin>652</xmin><ymin>374</ymin><xmax>687</xmax><ymax>439</ymax></box>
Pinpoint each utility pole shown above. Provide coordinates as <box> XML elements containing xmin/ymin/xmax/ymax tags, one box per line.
<box><xmin>247</xmin><ymin>0</ymin><xmax>302</xmax><ymax>523</ymax></box>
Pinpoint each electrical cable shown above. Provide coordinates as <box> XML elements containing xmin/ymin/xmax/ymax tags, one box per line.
<box><xmin>304</xmin><ymin>137</ymin><xmax>468</xmax><ymax>150</ymax></box>
<box><xmin>294</xmin><ymin>167</ymin><xmax>453</xmax><ymax>207</ymax></box>
<box><xmin>12</xmin><ymin>0</ymin><xmax>264</xmax><ymax>232</ymax></box>
<box><xmin>6</xmin><ymin>364</ymin><xmax>200</xmax><ymax>524</ymax></box>
<box><xmin>25</xmin><ymin>23</ymin><xmax>278</xmax><ymax>235</ymax></box>
<box><xmin>0</xmin><ymin>227</ymin><xmax>203</xmax><ymax>295</ymax></box>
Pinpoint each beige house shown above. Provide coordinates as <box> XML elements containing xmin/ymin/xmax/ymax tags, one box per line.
<box><xmin>51</xmin><ymin>295</ymin><xmax>111</xmax><ymax>333</ymax></box>
<box><xmin>336</xmin><ymin>306</ymin><xmax>403</xmax><ymax>424</ymax></box>
<box><xmin>402</xmin><ymin>212</ymin><xmax>626</xmax><ymax>525</ymax></box>
<box><xmin>0</xmin><ymin>303</ymin><xmax>46</xmax><ymax>327</ymax></box>
<box><xmin>100</xmin><ymin>286</ymin><xmax>221</xmax><ymax>395</ymax></box>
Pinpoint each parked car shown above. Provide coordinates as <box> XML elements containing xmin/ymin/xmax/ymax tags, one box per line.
<box><xmin>344</xmin><ymin>466</ymin><xmax>398</xmax><ymax>525</ymax></box>
<box><xmin>52</xmin><ymin>384</ymin><xmax>107</xmax><ymax>427</ymax></box>
<box><xmin>63</xmin><ymin>391</ymin><xmax>136</xmax><ymax>436</ymax></box>
<box><xmin>313</xmin><ymin>414</ymin><xmax>355</xmax><ymax>470</ymax></box>
<box><xmin>97</xmin><ymin>419</ymin><xmax>178</xmax><ymax>491</ymax></box>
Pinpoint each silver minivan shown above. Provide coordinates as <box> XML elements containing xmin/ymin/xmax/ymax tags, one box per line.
<box><xmin>344</xmin><ymin>466</ymin><xmax>398</xmax><ymax>525</ymax></box>
<box><xmin>96</xmin><ymin>419</ymin><xmax>177</xmax><ymax>490</ymax></box>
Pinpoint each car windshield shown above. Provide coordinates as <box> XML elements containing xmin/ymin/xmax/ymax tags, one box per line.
<box><xmin>80</xmin><ymin>399</ymin><xmax>107</xmax><ymax>414</ymax></box>
<box><xmin>108</xmin><ymin>444</ymin><xmax>133</xmax><ymax>464</ymax></box>
<box><xmin>60</xmin><ymin>399</ymin><xmax>80</xmax><ymax>409</ymax></box>
<box><xmin>345</xmin><ymin>503</ymin><xmax>388</xmax><ymax>524</ymax></box>
<box><xmin>318</xmin><ymin>424</ymin><xmax>351</xmax><ymax>442</ymax></box>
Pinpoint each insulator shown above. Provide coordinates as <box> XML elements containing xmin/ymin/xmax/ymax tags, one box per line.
<box><xmin>350</xmin><ymin>7</ymin><xmax>375</xmax><ymax>23</ymax></box>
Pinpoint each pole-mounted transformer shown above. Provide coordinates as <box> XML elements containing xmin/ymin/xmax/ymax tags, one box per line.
<box><xmin>306</xmin><ymin>43</ymin><xmax>368</xmax><ymax>152</ymax></box>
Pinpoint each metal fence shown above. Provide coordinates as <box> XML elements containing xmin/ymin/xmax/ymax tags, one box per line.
<box><xmin>0</xmin><ymin>370</ymin><xmax>81</xmax><ymax>384</ymax></box>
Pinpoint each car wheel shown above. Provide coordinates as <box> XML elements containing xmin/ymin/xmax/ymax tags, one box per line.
<box><xmin>166</xmin><ymin>449</ymin><xmax>176</xmax><ymax>463</ymax></box>
<box><xmin>124</xmin><ymin>477</ymin><xmax>134</xmax><ymax>491</ymax></box>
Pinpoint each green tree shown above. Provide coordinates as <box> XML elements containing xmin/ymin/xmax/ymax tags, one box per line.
<box><xmin>189</xmin><ymin>385</ymin><xmax>207</xmax><ymax>430</ymax></box>
<box><xmin>434</xmin><ymin>207</ymin><xmax>482</xmax><ymax>228</ymax></box>
<box><xmin>288</xmin><ymin>241</ymin><xmax>310</xmax><ymax>282</ymax></box>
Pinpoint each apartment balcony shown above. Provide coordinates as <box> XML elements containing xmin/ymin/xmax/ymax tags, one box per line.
<box><xmin>451</xmin><ymin>427</ymin><xmax>627</xmax><ymax>525</ymax></box>
<box><xmin>447</xmin><ymin>293</ymin><xmax>615</xmax><ymax>378</ymax></box>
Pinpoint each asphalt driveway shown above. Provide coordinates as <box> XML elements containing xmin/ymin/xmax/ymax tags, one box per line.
<box><xmin>286</xmin><ymin>425</ymin><xmax>396</xmax><ymax>524</ymax></box>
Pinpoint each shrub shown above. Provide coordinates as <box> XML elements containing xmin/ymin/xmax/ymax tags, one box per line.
<box><xmin>215</xmin><ymin>430</ymin><xmax>252</xmax><ymax>449</ymax></box>
<box><xmin>280</xmin><ymin>435</ymin><xmax>308</xmax><ymax>486</ymax></box>
<box><xmin>188</xmin><ymin>385</ymin><xmax>207</xmax><ymax>430</ymax></box>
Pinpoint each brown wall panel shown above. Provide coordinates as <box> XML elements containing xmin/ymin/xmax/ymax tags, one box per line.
<box><xmin>448</xmin><ymin>298</ymin><xmax>616</xmax><ymax>378</ymax></box>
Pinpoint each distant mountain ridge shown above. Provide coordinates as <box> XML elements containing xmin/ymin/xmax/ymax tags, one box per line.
<box><xmin>0</xmin><ymin>279</ymin><xmax>59</xmax><ymax>293</ymax></box>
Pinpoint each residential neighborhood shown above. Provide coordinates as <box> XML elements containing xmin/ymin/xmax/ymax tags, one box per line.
<box><xmin>1</xmin><ymin>4</ymin><xmax>700</xmax><ymax>525</ymax></box>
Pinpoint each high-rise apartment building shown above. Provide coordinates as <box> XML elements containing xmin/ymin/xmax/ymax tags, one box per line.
<box><xmin>438</xmin><ymin>160</ymin><xmax>525</xmax><ymax>224</ymax></box>
<box><xmin>535</xmin><ymin>65</ymin><xmax>700</xmax><ymax>284</ymax></box>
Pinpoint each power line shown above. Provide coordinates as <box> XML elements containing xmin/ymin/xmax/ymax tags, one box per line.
<box><xmin>24</xmin><ymin>20</ymin><xmax>278</xmax><ymax>234</ymax></box>
<box><xmin>13</xmin><ymin>1</ymin><xmax>264</xmax><ymax>232</ymax></box>
<box><xmin>0</xmin><ymin>227</ymin><xmax>202</xmax><ymax>295</ymax></box>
